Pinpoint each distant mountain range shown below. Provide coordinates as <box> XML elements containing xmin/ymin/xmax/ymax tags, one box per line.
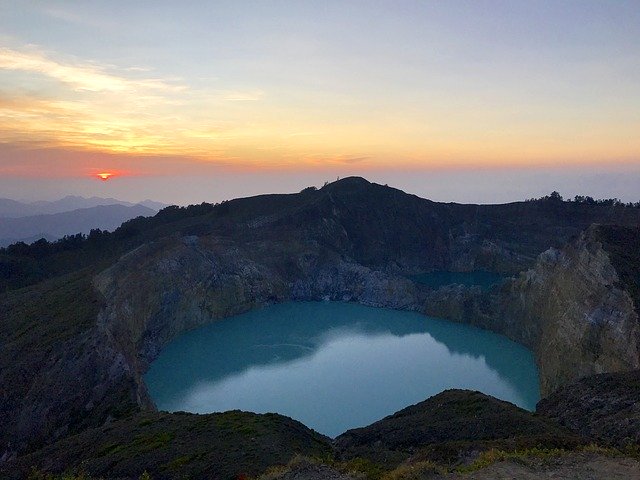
<box><xmin>0</xmin><ymin>195</ymin><xmax>167</xmax><ymax>218</ymax></box>
<box><xmin>0</xmin><ymin>196</ymin><xmax>168</xmax><ymax>247</ymax></box>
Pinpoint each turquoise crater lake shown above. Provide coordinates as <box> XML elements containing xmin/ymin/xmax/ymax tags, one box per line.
<box><xmin>411</xmin><ymin>270</ymin><xmax>505</xmax><ymax>289</ymax></box>
<box><xmin>145</xmin><ymin>302</ymin><xmax>540</xmax><ymax>437</ymax></box>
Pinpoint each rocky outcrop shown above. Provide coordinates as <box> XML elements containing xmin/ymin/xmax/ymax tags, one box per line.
<box><xmin>498</xmin><ymin>226</ymin><xmax>640</xmax><ymax>395</ymax></box>
<box><xmin>537</xmin><ymin>369</ymin><xmax>640</xmax><ymax>447</ymax></box>
<box><xmin>421</xmin><ymin>284</ymin><xmax>496</xmax><ymax>327</ymax></box>
<box><xmin>334</xmin><ymin>390</ymin><xmax>584</xmax><ymax>467</ymax></box>
<box><xmin>421</xmin><ymin>226</ymin><xmax>640</xmax><ymax>397</ymax></box>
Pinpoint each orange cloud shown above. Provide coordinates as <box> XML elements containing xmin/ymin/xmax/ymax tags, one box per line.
<box><xmin>1</xmin><ymin>45</ymin><xmax>639</xmax><ymax>176</ymax></box>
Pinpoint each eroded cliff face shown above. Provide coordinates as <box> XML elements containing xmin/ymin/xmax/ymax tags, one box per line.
<box><xmin>537</xmin><ymin>369</ymin><xmax>640</xmax><ymax>446</ymax></box>
<box><xmin>420</xmin><ymin>226</ymin><xmax>640</xmax><ymax>397</ymax></box>
<box><xmin>501</xmin><ymin>227</ymin><xmax>640</xmax><ymax>395</ymax></box>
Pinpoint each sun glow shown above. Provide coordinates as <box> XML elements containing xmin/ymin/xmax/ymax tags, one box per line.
<box><xmin>1</xmin><ymin>35</ymin><xmax>639</xmax><ymax>175</ymax></box>
<box><xmin>96</xmin><ymin>172</ymin><xmax>114</xmax><ymax>181</ymax></box>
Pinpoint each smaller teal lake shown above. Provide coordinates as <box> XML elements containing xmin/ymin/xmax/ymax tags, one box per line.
<box><xmin>145</xmin><ymin>302</ymin><xmax>540</xmax><ymax>437</ymax></box>
<box><xmin>412</xmin><ymin>270</ymin><xmax>505</xmax><ymax>289</ymax></box>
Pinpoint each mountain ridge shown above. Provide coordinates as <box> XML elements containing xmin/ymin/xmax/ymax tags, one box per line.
<box><xmin>0</xmin><ymin>177</ymin><xmax>639</xmax><ymax>477</ymax></box>
<box><xmin>0</xmin><ymin>195</ymin><xmax>168</xmax><ymax>218</ymax></box>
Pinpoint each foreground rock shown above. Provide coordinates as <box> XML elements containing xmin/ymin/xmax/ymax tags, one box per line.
<box><xmin>335</xmin><ymin>390</ymin><xmax>584</xmax><ymax>467</ymax></box>
<box><xmin>265</xmin><ymin>453</ymin><xmax>640</xmax><ymax>480</ymax></box>
<box><xmin>537</xmin><ymin>369</ymin><xmax>640</xmax><ymax>447</ymax></box>
<box><xmin>436</xmin><ymin>452</ymin><xmax>640</xmax><ymax>480</ymax></box>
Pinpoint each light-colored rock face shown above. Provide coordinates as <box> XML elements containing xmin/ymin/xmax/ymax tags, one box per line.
<box><xmin>501</xmin><ymin>230</ymin><xmax>640</xmax><ymax>395</ymax></box>
<box><xmin>413</xmin><ymin>228</ymin><xmax>640</xmax><ymax>398</ymax></box>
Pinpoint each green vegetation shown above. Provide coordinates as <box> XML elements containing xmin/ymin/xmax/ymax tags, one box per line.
<box><xmin>595</xmin><ymin>225</ymin><xmax>640</xmax><ymax>315</ymax></box>
<box><xmin>456</xmin><ymin>447</ymin><xmax>567</xmax><ymax>473</ymax></box>
<box><xmin>336</xmin><ymin>457</ymin><xmax>387</xmax><ymax>479</ymax></box>
<box><xmin>0</xmin><ymin>202</ymin><xmax>221</xmax><ymax>293</ymax></box>
<box><xmin>455</xmin><ymin>444</ymin><xmax>639</xmax><ymax>474</ymax></box>
<box><xmin>6</xmin><ymin>411</ymin><xmax>332</xmax><ymax>480</ymax></box>
<box><xmin>257</xmin><ymin>454</ymin><xmax>390</xmax><ymax>480</ymax></box>
<box><xmin>526</xmin><ymin>191</ymin><xmax>640</xmax><ymax>208</ymax></box>
<box><xmin>11</xmin><ymin>396</ymin><xmax>640</xmax><ymax>480</ymax></box>
<box><xmin>335</xmin><ymin>390</ymin><xmax>586</xmax><ymax>469</ymax></box>
<box><xmin>3</xmin><ymin>185</ymin><xmax>638</xmax><ymax>294</ymax></box>
<box><xmin>0</xmin><ymin>269</ymin><xmax>100</xmax><ymax>346</ymax></box>
<box><xmin>0</xmin><ymin>267</ymin><xmax>139</xmax><ymax>453</ymax></box>
<box><xmin>27</xmin><ymin>469</ymin><xmax>154</xmax><ymax>480</ymax></box>
<box><xmin>252</xmin><ymin>443</ymin><xmax>640</xmax><ymax>480</ymax></box>
<box><xmin>380</xmin><ymin>462</ymin><xmax>444</xmax><ymax>480</ymax></box>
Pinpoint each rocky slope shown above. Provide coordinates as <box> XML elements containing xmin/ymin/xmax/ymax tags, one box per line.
<box><xmin>423</xmin><ymin>225</ymin><xmax>640</xmax><ymax>396</ymax></box>
<box><xmin>334</xmin><ymin>390</ymin><xmax>584</xmax><ymax>468</ymax></box>
<box><xmin>500</xmin><ymin>226</ymin><xmax>640</xmax><ymax>394</ymax></box>
<box><xmin>1</xmin><ymin>177</ymin><xmax>639</xmax><ymax>467</ymax></box>
<box><xmin>93</xmin><ymin>234</ymin><xmax>424</xmax><ymax>373</ymax></box>
<box><xmin>3</xmin><ymin>410</ymin><xmax>332</xmax><ymax>480</ymax></box>
<box><xmin>537</xmin><ymin>369</ymin><xmax>640</xmax><ymax>447</ymax></box>
<box><xmin>2</xmin><ymin>390</ymin><xmax>584</xmax><ymax>479</ymax></box>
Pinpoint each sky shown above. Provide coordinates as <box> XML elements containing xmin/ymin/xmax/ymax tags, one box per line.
<box><xmin>0</xmin><ymin>0</ymin><xmax>639</xmax><ymax>204</ymax></box>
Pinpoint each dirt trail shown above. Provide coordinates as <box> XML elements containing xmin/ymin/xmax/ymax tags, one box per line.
<box><xmin>272</xmin><ymin>453</ymin><xmax>640</xmax><ymax>480</ymax></box>
<box><xmin>441</xmin><ymin>453</ymin><xmax>640</xmax><ymax>480</ymax></box>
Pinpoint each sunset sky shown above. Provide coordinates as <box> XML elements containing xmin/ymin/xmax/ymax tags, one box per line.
<box><xmin>1</xmin><ymin>1</ymin><xmax>639</xmax><ymax>204</ymax></box>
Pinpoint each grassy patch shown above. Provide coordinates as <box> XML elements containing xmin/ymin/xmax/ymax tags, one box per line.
<box><xmin>455</xmin><ymin>444</ymin><xmax>636</xmax><ymax>473</ymax></box>
<box><xmin>163</xmin><ymin>454</ymin><xmax>197</xmax><ymax>470</ymax></box>
<box><xmin>11</xmin><ymin>411</ymin><xmax>333</xmax><ymax>480</ymax></box>
<box><xmin>132</xmin><ymin>431</ymin><xmax>175</xmax><ymax>452</ymax></box>
<box><xmin>257</xmin><ymin>464</ymin><xmax>293</xmax><ymax>480</ymax></box>
<box><xmin>335</xmin><ymin>457</ymin><xmax>387</xmax><ymax>480</ymax></box>
<box><xmin>381</xmin><ymin>461</ymin><xmax>444</xmax><ymax>480</ymax></box>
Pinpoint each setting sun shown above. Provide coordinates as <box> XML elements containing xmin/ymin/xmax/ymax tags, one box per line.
<box><xmin>96</xmin><ymin>172</ymin><xmax>114</xmax><ymax>181</ymax></box>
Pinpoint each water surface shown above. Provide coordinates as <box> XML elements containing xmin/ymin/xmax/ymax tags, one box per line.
<box><xmin>412</xmin><ymin>270</ymin><xmax>505</xmax><ymax>289</ymax></box>
<box><xmin>145</xmin><ymin>302</ymin><xmax>539</xmax><ymax>437</ymax></box>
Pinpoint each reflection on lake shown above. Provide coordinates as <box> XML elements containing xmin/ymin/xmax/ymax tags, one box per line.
<box><xmin>145</xmin><ymin>302</ymin><xmax>539</xmax><ymax>437</ymax></box>
<box><xmin>411</xmin><ymin>270</ymin><xmax>505</xmax><ymax>289</ymax></box>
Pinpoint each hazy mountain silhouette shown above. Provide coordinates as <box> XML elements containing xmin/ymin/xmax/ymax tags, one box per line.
<box><xmin>0</xmin><ymin>195</ymin><xmax>168</xmax><ymax>218</ymax></box>
<box><xmin>0</xmin><ymin>204</ymin><xmax>157</xmax><ymax>247</ymax></box>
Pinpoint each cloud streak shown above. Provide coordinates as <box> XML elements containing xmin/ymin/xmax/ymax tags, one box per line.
<box><xmin>0</xmin><ymin>46</ymin><xmax>277</xmax><ymax>166</ymax></box>
<box><xmin>0</xmin><ymin>47</ymin><xmax>184</xmax><ymax>93</ymax></box>
<box><xmin>0</xmin><ymin>46</ymin><xmax>385</xmax><ymax>173</ymax></box>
